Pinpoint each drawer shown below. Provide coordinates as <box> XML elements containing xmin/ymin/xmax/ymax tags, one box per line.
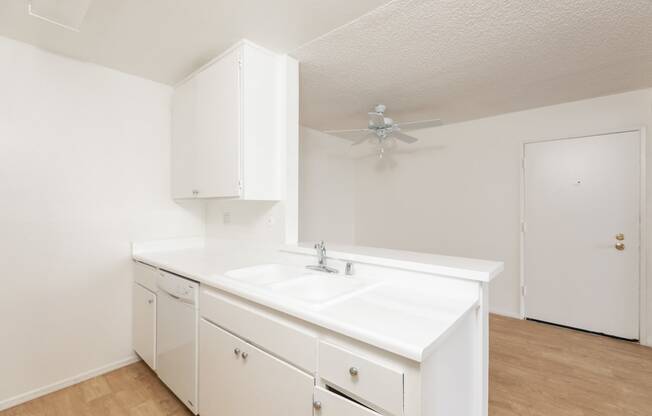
<box><xmin>200</xmin><ymin>286</ymin><xmax>318</xmax><ymax>373</ymax></box>
<box><xmin>134</xmin><ymin>261</ymin><xmax>158</xmax><ymax>292</ymax></box>
<box><xmin>318</xmin><ymin>341</ymin><xmax>404</xmax><ymax>416</ymax></box>
<box><xmin>314</xmin><ymin>386</ymin><xmax>381</xmax><ymax>416</ymax></box>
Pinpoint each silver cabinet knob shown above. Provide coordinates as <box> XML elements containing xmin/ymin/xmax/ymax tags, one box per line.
<box><xmin>241</xmin><ymin>352</ymin><xmax>249</xmax><ymax>360</ymax></box>
<box><xmin>147</xmin><ymin>299</ymin><xmax>153</xmax><ymax>304</ymax></box>
<box><xmin>234</xmin><ymin>348</ymin><xmax>241</xmax><ymax>356</ymax></box>
<box><xmin>313</xmin><ymin>401</ymin><xmax>322</xmax><ymax>410</ymax></box>
<box><xmin>349</xmin><ymin>367</ymin><xmax>359</xmax><ymax>376</ymax></box>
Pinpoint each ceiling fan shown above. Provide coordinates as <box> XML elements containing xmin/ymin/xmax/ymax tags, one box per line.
<box><xmin>324</xmin><ymin>104</ymin><xmax>442</xmax><ymax>158</ymax></box>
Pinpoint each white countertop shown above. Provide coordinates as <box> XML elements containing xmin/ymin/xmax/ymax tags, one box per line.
<box><xmin>133</xmin><ymin>239</ymin><xmax>497</xmax><ymax>362</ymax></box>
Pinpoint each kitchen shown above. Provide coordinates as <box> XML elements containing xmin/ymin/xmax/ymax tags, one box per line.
<box><xmin>2</xmin><ymin>1</ymin><xmax>652</xmax><ymax>416</ymax></box>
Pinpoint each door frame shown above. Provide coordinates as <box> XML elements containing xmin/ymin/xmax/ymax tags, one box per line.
<box><xmin>519</xmin><ymin>127</ymin><xmax>647</xmax><ymax>345</ymax></box>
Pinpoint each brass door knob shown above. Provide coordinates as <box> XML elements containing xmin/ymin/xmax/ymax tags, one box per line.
<box><xmin>616</xmin><ymin>233</ymin><xmax>625</xmax><ymax>241</ymax></box>
<box><xmin>615</xmin><ymin>242</ymin><xmax>625</xmax><ymax>251</ymax></box>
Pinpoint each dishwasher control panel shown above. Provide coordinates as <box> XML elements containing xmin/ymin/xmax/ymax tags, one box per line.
<box><xmin>157</xmin><ymin>270</ymin><xmax>199</xmax><ymax>304</ymax></box>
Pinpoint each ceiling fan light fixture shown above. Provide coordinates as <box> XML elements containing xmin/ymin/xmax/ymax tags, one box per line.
<box><xmin>27</xmin><ymin>0</ymin><xmax>93</xmax><ymax>32</ymax></box>
<box><xmin>323</xmin><ymin>104</ymin><xmax>442</xmax><ymax>157</ymax></box>
<box><xmin>375</xmin><ymin>136</ymin><xmax>397</xmax><ymax>159</ymax></box>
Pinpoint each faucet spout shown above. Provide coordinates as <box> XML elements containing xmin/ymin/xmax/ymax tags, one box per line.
<box><xmin>307</xmin><ymin>241</ymin><xmax>338</xmax><ymax>274</ymax></box>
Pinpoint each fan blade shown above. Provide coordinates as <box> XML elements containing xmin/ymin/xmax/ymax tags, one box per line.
<box><xmin>323</xmin><ymin>128</ymin><xmax>372</xmax><ymax>141</ymax></box>
<box><xmin>351</xmin><ymin>132</ymin><xmax>376</xmax><ymax>146</ymax></box>
<box><xmin>396</xmin><ymin>118</ymin><xmax>442</xmax><ymax>131</ymax></box>
<box><xmin>391</xmin><ymin>131</ymin><xmax>418</xmax><ymax>144</ymax></box>
<box><xmin>368</xmin><ymin>112</ymin><xmax>386</xmax><ymax>128</ymax></box>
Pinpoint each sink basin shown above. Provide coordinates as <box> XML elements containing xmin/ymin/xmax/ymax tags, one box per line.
<box><xmin>224</xmin><ymin>264</ymin><xmax>308</xmax><ymax>285</ymax></box>
<box><xmin>225</xmin><ymin>264</ymin><xmax>372</xmax><ymax>306</ymax></box>
<box><xmin>269</xmin><ymin>274</ymin><xmax>368</xmax><ymax>303</ymax></box>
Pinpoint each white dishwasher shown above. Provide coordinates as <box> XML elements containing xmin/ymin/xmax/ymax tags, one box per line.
<box><xmin>156</xmin><ymin>270</ymin><xmax>199</xmax><ymax>414</ymax></box>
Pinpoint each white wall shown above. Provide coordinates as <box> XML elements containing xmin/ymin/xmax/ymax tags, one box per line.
<box><xmin>352</xmin><ymin>89</ymin><xmax>652</xmax><ymax>343</ymax></box>
<box><xmin>205</xmin><ymin>200</ymin><xmax>285</xmax><ymax>243</ymax></box>
<box><xmin>299</xmin><ymin>127</ymin><xmax>356</xmax><ymax>244</ymax></box>
<box><xmin>0</xmin><ymin>37</ymin><xmax>204</xmax><ymax>407</ymax></box>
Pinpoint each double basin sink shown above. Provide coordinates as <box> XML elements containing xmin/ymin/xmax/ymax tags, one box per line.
<box><xmin>224</xmin><ymin>264</ymin><xmax>373</xmax><ymax>306</ymax></box>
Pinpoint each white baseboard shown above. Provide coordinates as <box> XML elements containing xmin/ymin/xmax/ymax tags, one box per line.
<box><xmin>489</xmin><ymin>307</ymin><xmax>522</xmax><ymax>320</ymax></box>
<box><xmin>0</xmin><ymin>354</ymin><xmax>140</xmax><ymax>412</ymax></box>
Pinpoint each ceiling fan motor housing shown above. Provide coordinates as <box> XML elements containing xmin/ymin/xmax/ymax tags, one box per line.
<box><xmin>374</xmin><ymin>104</ymin><xmax>386</xmax><ymax>114</ymax></box>
<box><xmin>323</xmin><ymin>103</ymin><xmax>440</xmax><ymax>147</ymax></box>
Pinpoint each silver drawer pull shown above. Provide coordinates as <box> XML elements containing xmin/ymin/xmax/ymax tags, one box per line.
<box><xmin>349</xmin><ymin>367</ymin><xmax>359</xmax><ymax>376</ymax></box>
<box><xmin>313</xmin><ymin>401</ymin><xmax>322</xmax><ymax>410</ymax></box>
<box><xmin>234</xmin><ymin>348</ymin><xmax>241</xmax><ymax>356</ymax></box>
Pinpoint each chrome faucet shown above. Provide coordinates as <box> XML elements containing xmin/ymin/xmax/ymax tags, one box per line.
<box><xmin>306</xmin><ymin>241</ymin><xmax>338</xmax><ymax>274</ymax></box>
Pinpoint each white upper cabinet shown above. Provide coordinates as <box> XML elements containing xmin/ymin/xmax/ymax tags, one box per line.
<box><xmin>171</xmin><ymin>76</ymin><xmax>198</xmax><ymax>199</ymax></box>
<box><xmin>171</xmin><ymin>40</ymin><xmax>283</xmax><ymax>200</ymax></box>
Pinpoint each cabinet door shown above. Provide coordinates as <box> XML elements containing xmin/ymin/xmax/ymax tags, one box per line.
<box><xmin>171</xmin><ymin>76</ymin><xmax>198</xmax><ymax>199</ymax></box>
<box><xmin>132</xmin><ymin>283</ymin><xmax>156</xmax><ymax>370</ymax></box>
<box><xmin>194</xmin><ymin>48</ymin><xmax>242</xmax><ymax>198</ymax></box>
<box><xmin>199</xmin><ymin>319</ymin><xmax>314</xmax><ymax>416</ymax></box>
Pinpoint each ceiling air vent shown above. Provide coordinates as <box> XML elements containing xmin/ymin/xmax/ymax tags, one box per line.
<box><xmin>27</xmin><ymin>0</ymin><xmax>93</xmax><ymax>32</ymax></box>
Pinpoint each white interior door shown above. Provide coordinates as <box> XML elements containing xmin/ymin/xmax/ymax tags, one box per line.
<box><xmin>523</xmin><ymin>130</ymin><xmax>641</xmax><ymax>340</ymax></box>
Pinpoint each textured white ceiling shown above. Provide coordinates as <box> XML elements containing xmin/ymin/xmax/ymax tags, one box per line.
<box><xmin>295</xmin><ymin>0</ymin><xmax>652</xmax><ymax>130</ymax></box>
<box><xmin>0</xmin><ymin>0</ymin><xmax>388</xmax><ymax>84</ymax></box>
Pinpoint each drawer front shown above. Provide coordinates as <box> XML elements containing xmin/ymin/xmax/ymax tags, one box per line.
<box><xmin>134</xmin><ymin>261</ymin><xmax>158</xmax><ymax>292</ymax></box>
<box><xmin>314</xmin><ymin>387</ymin><xmax>380</xmax><ymax>416</ymax></box>
<box><xmin>200</xmin><ymin>286</ymin><xmax>318</xmax><ymax>373</ymax></box>
<box><xmin>318</xmin><ymin>341</ymin><xmax>404</xmax><ymax>416</ymax></box>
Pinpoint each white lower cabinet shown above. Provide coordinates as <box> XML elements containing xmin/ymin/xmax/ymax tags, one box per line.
<box><xmin>199</xmin><ymin>318</ymin><xmax>315</xmax><ymax>416</ymax></box>
<box><xmin>132</xmin><ymin>282</ymin><xmax>156</xmax><ymax>370</ymax></box>
<box><xmin>314</xmin><ymin>387</ymin><xmax>380</xmax><ymax>416</ymax></box>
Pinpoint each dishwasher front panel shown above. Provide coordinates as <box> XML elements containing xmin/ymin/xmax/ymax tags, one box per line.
<box><xmin>156</xmin><ymin>289</ymin><xmax>198</xmax><ymax>414</ymax></box>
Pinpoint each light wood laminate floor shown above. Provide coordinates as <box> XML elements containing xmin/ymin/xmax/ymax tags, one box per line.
<box><xmin>490</xmin><ymin>314</ymin><xmax>652</xmax><ymax>416</ymax></box>
<box><xmin>1</xmin><ymin>361</ymin><xmax>192</xmax><ymax>416</ymax></box>
<box><xmin>3</xmin><ymin>315</ymin><xmax>652</xmax><ymax>415</ymax></box>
